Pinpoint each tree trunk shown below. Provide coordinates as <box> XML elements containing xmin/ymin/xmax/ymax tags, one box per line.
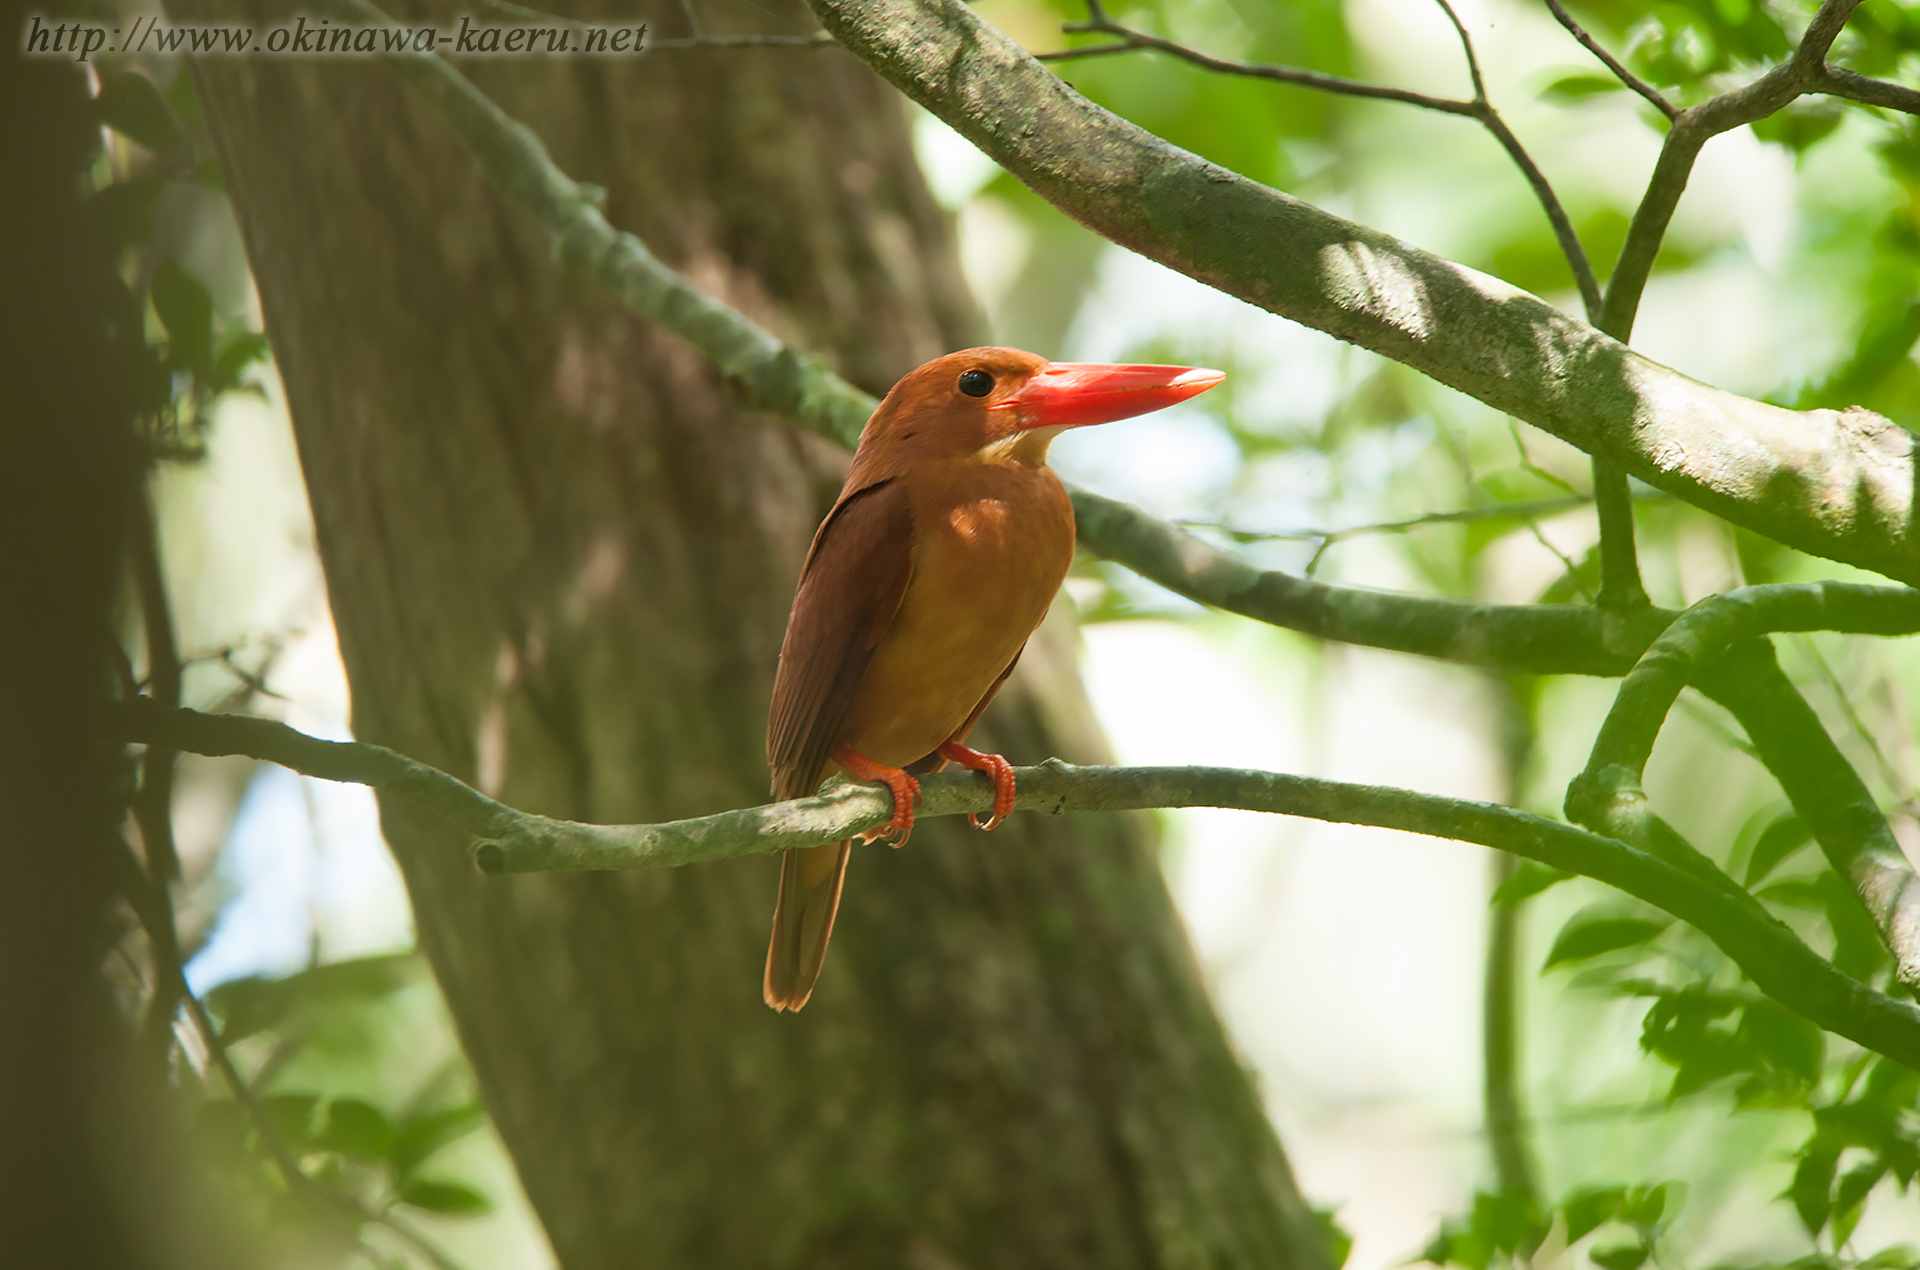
<box><xmin>179</xmin><ymin>0</ymin><xmax>1332</xmax><ymax>1263</ymax></box>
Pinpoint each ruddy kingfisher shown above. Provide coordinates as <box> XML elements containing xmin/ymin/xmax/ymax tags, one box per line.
<box><xmin>763</xmin><ymin>347</ymin><xmax>1224</xmax><ymax>1010</ymax></box>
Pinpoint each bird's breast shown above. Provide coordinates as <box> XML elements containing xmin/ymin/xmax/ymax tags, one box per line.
<box><xmin>839</xmin><ymin>464</ymin><xmax>1074</xmax><ymax>766</ymax></box>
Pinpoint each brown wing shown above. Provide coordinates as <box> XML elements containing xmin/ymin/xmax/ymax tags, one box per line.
<box><xmin>766</xmin><ymin>479</ymin><xmax>915</xmax><ymax>800</ymax></box>
<box><xmin>763</xmin><ymin>479</ymin><xmax>914</xmax><ymax>1012</ymax></box>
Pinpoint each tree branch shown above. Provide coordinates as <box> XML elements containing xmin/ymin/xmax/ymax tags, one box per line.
<box><xmin>1039</xmin><ymin>9</ymin><xmax>1482</xmax><ymax>117</ymax></box>
<box><xmin>797</xmin><ymin>0</ymin><xmax>1920</xmax><ymax>586</ymax></box>
<box><xmin>326</xmin><ymin>0</ymin><xmax>1687</xmax><ymax>679</ymax></box>
<box><xmin>1047</xmin><ymin>0</ymin><xmax>1642</xmax><ymax>607</ymax></box>
<box><xmin>1042</xmin><ymin>0</ymin><xmax>1602</xmax><ymax>319</ymax></box>
<box><xmin>1540</xmin><ymin>0</ymin><xmax>1676</xmax><ymax>119</ymax></box>
<box><xmin>108</xmin><ymin>700</ymin><xmax>1920</xmax><ymax>1070</ymax></box>
<box><xmin>1566</xmin><ymin>582</ymin><xmax>1920</xmax><ymax>985</ymax></box>
<box><xmin>1072</xmin><ymin>489</ymin><xmax>1675</xmax><ymax>673</ymax></box>
<box><xmin>1600</xmin><ymin>0</ymin><xmax>1864</xmax><ymax>340</ymax></box>
<box><xmin>1699</xmin><ymin>645</ymin><xmax>1920</xmax><ymax>992</ymax></box>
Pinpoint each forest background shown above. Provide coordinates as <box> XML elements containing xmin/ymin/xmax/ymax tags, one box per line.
<box><xmin>15</xmin><ymin>0</ymin><xmax>1920</xmax><ymax>1263</ymax></box>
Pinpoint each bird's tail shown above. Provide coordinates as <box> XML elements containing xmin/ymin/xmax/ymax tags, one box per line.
<box><xmin>763</xmin><ymin>839</ymin><xmax>852</xmax><ymax>1011</ymax></box>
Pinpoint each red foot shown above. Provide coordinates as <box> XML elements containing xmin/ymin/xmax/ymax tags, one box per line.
<box><xmin>833</xmin><ymin>745</ymin><xmax>922</xmax><ymax>848</ymax></box>
<box><xmin>937</xmin><ymin>741</ymin><xmax>1016</xmax><ymax>831</ymax></box>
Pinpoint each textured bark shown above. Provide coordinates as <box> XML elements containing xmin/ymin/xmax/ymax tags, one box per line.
<box><xmin>176</xmin><ymin>0</ymin><xmax>1331</xmax><ymax>1264</ymax></box>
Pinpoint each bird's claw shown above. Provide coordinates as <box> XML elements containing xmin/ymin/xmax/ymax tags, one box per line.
<box><xmin>866</xmin><ymin>771</ymin><xmax>921</xmax><ymax>848</ymax></box>
<box><xmin>937</xmin><ymin>741</ymin><xmax>1016</xmax><ymax>832</ymax></box>
<box><xmin>835</xmin><ymin>745</ymin><xmax>922</xmax><ymax>849</ymax></box>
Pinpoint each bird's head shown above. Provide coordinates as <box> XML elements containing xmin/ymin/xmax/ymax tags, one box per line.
<box><xmin>852</xmin><ymin>347</ymin><xmax>1225</xmax><ymax>476</ymax></box>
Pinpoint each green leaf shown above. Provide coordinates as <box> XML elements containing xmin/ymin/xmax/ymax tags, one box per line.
<box><xmin>1493</xmin><ymin>861</ymin><xmax>1572</xmax><ymax>907</ymax></box>
<box><xmin>1314</xmin><ymin>1207</ymin><xmax>1353</xmax><ymax>1268</ymax></box>
<box><xmin>1751</xmin><ymin>100</ymin><xmax>1847</xmax><ymax>155</ymax></box>
<box><xmin>93</xmin><ymin>70</ymin><xmax>184</xmax><ymax>151</ymax></box>
<box><xmin>1741</xmin><ymin>1000</ymin><xmax>1825</xmax><ymax>1086</ymax></box>
<box><xmin>88</xmin><ymin>178</ymin><xmax>164</xmax><ymax>246</ymax></box>
<box><xmin>1745</xmin><ymin>814</ymin><xmax>1812</xmax><ymax>886</ymax></box>
<box><xmin>1833</xmin><ymin>1162</ymin><xmax>1887</xmax><ymax>1249</ymax></box>
<box><xmin>1561</xmin><ymin>1187</ymin><xmax>1625</xmax><ymax>1243</ymax></box>
<box><xmin>1590</xmin><ymin>1242</ymin><xmax>1649</xmax><ymax>1270</ymax></box>
<box><xmin>1625</xmin><ymin>1183</ymin><xmax>1672</xmax><ymax>1227</ymax></box>
<box><xmin>1545</xmin><ymin>917</ymin><xmax>1671</xmax><ymax>969</ymax></box>
<box><xmin>396</xmin><ymin>1178</ymin><xmax>492</xmax><ymax>1216</ymax></box>
<box><xmin>208</xmin><ymin>331</ymin><xmax>269</xmax><ymax>394</ymax></box>
<box><xmin>263</xmin><ymin>1093</ymin><xmax>319</xmax><ymax>1148</ymax></box>
<box><xmin>205</xmin><ymin>952</ymin><xmax>421</xmax><ymax>1044</ymax></box>
<box><xmin>393</xmin><ymin>1103</ymin><xmax>485</xmax><ymax>1180</ymax></box>
<box><xmin>1816</xmin><ymin>871</ymin><xmax>1891</xmax><ymax>983</ymax></box>
<box><xmin>150</xmin><ymin>260</ymin><xmax>213</xmax><ymax>376</ymax></box>
<box><xmin>315</xmin><ymin>1098</ymin><xmax>393</xmax><ymax>1161</ymax></box>
<box><xmin>1540</xmin><ymin>73</ymin><xmax>1625</xmax><ymax>102</ymax></box>
<box><xmin>1791</xmin><ymin>1145</ymin><xmax>1840</xmax><ymax>1235</ymax></box>
<box><xmin>1472</xmin><ymin>1188</ymin><xmax>1543</xmax><ymax>1255</ymax></box>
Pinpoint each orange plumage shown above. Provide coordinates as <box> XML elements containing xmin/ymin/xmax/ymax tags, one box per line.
<box><xmin>763</xmin><ymin>347</ymin><xmax>1224</xmax><ymax>1010</ymax></box>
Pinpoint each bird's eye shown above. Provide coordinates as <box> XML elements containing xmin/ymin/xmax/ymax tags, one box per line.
<box><xmin>957</xmin><ymin>369</ymin><xmax>994</xmax><ymax>398</ymax></box>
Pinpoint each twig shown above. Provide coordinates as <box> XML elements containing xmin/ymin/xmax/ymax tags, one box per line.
<box><xmin>1043</xmin><ymin>0</ymin><xmax>1602</xmax><ymax>318</ymax></box>
<box><xmin>1485</xmin><ymin>679</ymin><xmax>1539</xmax><ymax>1200</ymax></box>
<box><xmin>1795</xmin><ymin>634</ymin><xmax>1912</xmax><ymax>804</ymax></box>
<box><xmin>128</xmin><ymin>486</ymin><xmax>190</xmax><ymax>1060</ymax></box>
<box><xmin>475</xmin><ymin>0</ymin><xmax>839</xmax><ymax>46</ymax></box>
<box><xmin>1181</xmin><ymin>493</ymin><xmax>1604</xmax><ymax>545</ymax></box>
<box><xmin>1540</xmin><ymin>0</ymin><xmax>1677</xmax><ymax>120</ymax></box>
<box><xmin>1048</xmin><ymin>0</ymin><xmax>1639</xmax><ymax>604</ymax></box>
<box><xmin>1039</xmin><ymin>22</ymin><xmax>1481</xmax><ymax>116</ymax></box>
<box><xmin>129</xmin><ymin>486</ymin><xmax>181</xmax><ymax>886</ymax></box>
<box><xmin>1601</xmin><ymin>0</ymin><xmax>1868</xmax><ymax>341</ymax></box>
<box><xmin>1567</xmin><ymin>582</ymin><xmax>1920</xmax><ymax>988</ymax></box>
<box><xmin>105</xmin><ymin>700</ymin><xmax>1920</xmax><ymax>1070</ymax></box>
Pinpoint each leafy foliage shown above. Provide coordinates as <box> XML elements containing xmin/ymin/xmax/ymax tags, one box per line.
<box><xmin>190</xmin><ymin>954</ymin><xmax>498</xmax><ymax>1265</ymax></box>
<box><xmin>88</xmin><ymin>67</ymin><xmax>269</xmax><ymax>463</ymax></box>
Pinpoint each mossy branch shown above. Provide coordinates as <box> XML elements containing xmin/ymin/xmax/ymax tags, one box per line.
<box><xmin>113</xmin><ymin>699</ymin><xmax>1920</xmax><ymax>1070</ymax></box>
<box><xmin>802</xmin><ymin>0</ymin><xmax>1920</xmax><ymax>586</ymax></box>
<box><xmin>1569</xmin><ymin>583</ymin><xmax>1920</xmax><ymax>987</ymax></box>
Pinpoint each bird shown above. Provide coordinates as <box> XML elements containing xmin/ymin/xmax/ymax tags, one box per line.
<box><xmin>762</xmin><ymin>346</ymin><xmax>1225</xmax><ymax>1011</ymax></box>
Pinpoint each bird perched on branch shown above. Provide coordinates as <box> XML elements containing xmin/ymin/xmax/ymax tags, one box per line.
<box><xmin>762</xmin><ymin>346</ymin><xmax>1224</xmax><ymax>1011</ymax></box>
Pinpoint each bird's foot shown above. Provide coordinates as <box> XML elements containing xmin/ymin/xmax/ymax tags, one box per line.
<box><xmin>833</xmin><ymin>745</ymin><xmax>922</xmax><ymax>848</ymax></box>
<box><xmin>936</xmin><ymin>741</ymin><xmax>1016</xmax><ymax>831</ymax></box>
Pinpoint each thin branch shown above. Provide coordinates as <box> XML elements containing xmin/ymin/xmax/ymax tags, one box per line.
<box><xmin>807</xmin><ymin>0</ymin><xmax>1920</xmax><ymax>585</ymax></box>
<box><xmin>1038</xmin><ymin>21</ymin><xmax>1480</xmax><ymax>116</ymax></box>
<box><xmin>1474</xmin><ymin>108</ymin><xmax>1603</xmax><ymax>320</ymax></box>
<box><xmin>1485</xmin><ymin>678</ymin><xmax>1539</xmax><ymax>1200</ymax></box>
<box><xmin>1041</xmin><ymin>0</ymin><xmax>1603</xmax><ymax>319</ymax></box>
<box><xmin>1700</xmin><ymin>647</ymin><xmax>1920</xmax><ymax>993</ymax></box>
<box><xmin>1180</xmin><ymin>492</ymin><xmax>1599</xmax><ymax>546</ymax></box>
<box><xmin>1432</xmin><ymin>0</ymin><xmax>1487</xmax><ymax>108</ymax></box>
<box><xmin>1601</xmin><ymin>0</ymin><xmax>1865</xmax><ymax>341</ymax></box>
<box><xmin>107</xmin><ymin>701</ymin><xmax>1920</xmax><ymax>1071</ymax></box>
<box><xmin>1567</xmin><ymin>582</ymin><xmax>1920</xmax><ymax>987</ymax></box>
<box><xmin>1070</xmin><ymin>489</ymin><xmax>1675</xmax><ymax>674</ymax></box>
<box><xmin>1053</xmin><ymin>0</ymin><xmax>1640</xmax><ymax>603</ymax></box>
<box><xmin>130</xmin><ymin>486</ymin><xmax>181</xmax><ymax>886</ymax></box>
<box><xmin>128</xmin><ymin>485</ymin><xmax>190</xmax><ymax>1060</ymax></box>
<box><xmin>1540</xmin><ymin>0</ymin><xmax>1677</xmax><ymax>120</ymax></box>
<box><xmin>1591</xmin><ymin>462</ymin><xmax>1649</xmax><ymax>611</ymax></box>
<box><xmin>322</xmin><ymin>0</ymin><xmax>1686</xmax><ymax>678</ymax></box>
<box><xmin>1820</xmin><ymin>65</ymin><xmax>1920</xmax><ymax>115</ymax></box>
<box><xmin>1795</xmin><ymin>634</ymin><xmax>1911</xmax><ymax>803</ymax></box>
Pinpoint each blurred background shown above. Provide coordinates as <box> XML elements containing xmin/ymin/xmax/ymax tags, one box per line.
<box><xmin>106</xmin><ymin>0</ymin><xmax>1920</xmax><ymax>1263</ymax></box>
